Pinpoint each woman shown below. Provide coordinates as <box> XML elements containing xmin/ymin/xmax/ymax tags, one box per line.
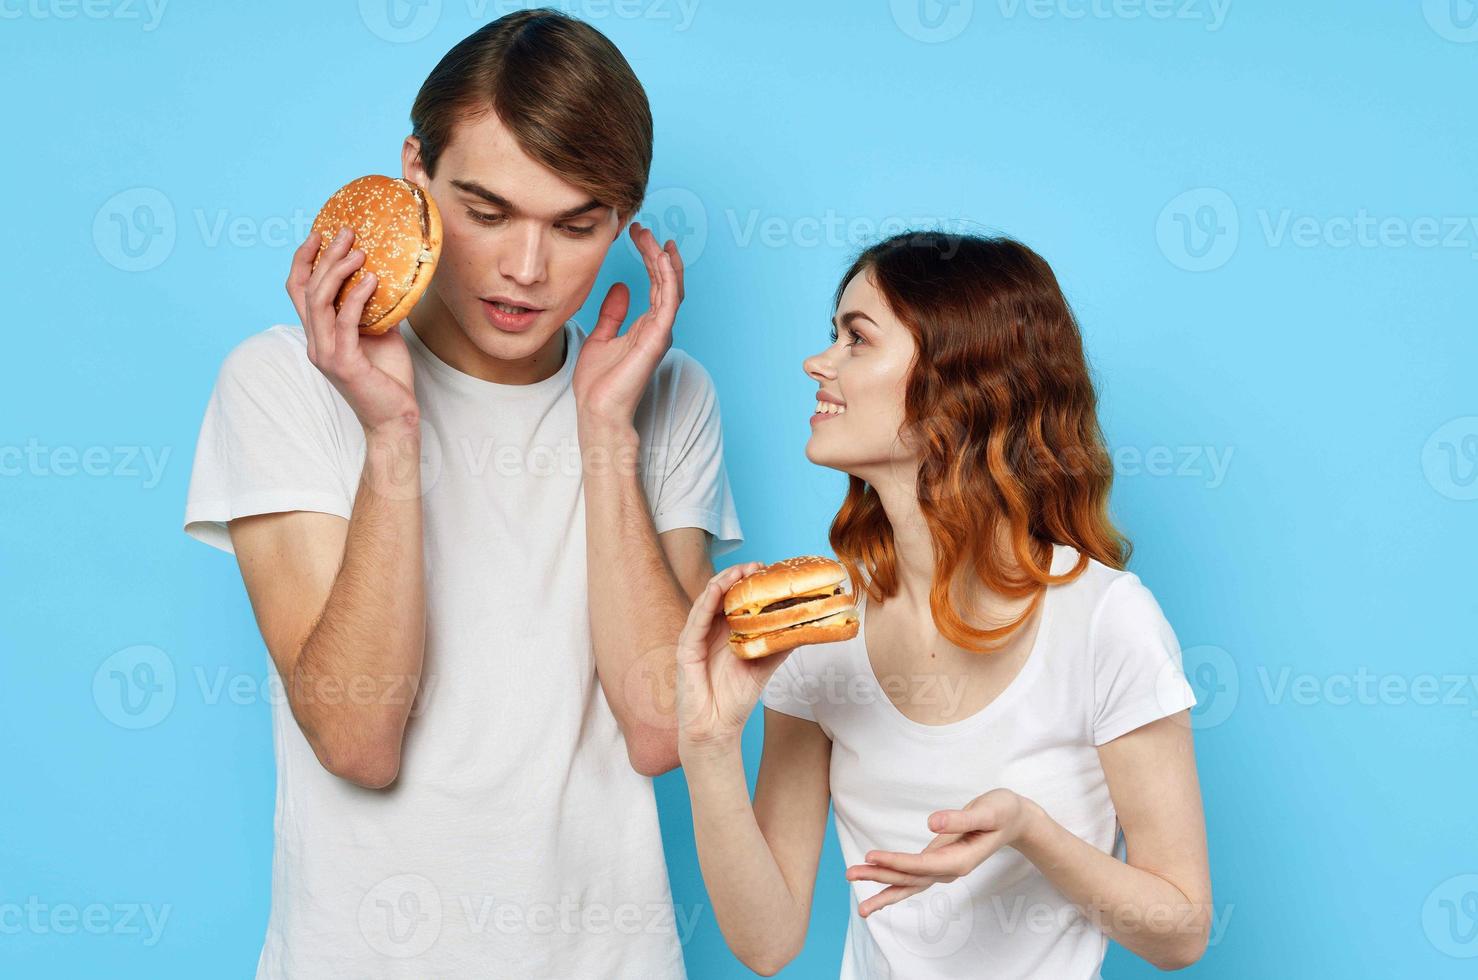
<box><xmin>675</xmin><ymin>232</ymin><xmax>1212</xmax><ymax>977</ymax></box>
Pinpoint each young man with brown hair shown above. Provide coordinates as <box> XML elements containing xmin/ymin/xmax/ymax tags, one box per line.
<box><xmin>182</xmin><ymin>9</ymin><xmax>740</xmax><ymax>976</ymax></box>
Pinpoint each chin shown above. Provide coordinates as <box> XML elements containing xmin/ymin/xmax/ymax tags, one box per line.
<box><xmin>804</xmin><ymin>439</ymin><xmax>844</xmax><ymax>470</ymax></box>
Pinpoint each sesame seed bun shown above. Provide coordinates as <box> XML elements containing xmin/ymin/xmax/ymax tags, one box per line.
<box><xmin>309</xmin><ymin>175</ymin><xmax>442</xmax><ymax>335</ymax></box>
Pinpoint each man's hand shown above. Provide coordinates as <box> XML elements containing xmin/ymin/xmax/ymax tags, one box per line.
<box><xmin>287</xmin><ymin>227</ymin><xmax>419</xmax><ymax>434</ymax></box>
<box><xmin>572</xmin><ymin>222</ymin><xmax>685</xmax><ymax>425</ymax></box>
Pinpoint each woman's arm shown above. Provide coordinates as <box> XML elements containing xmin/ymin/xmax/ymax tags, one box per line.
<box><xmin>681</xmin><ymin>709</ymin><xmax>832</xmax><ymax>976</ymax></box>
<box><xmin>854</xmin><ymin>712</ymin><xmax>1212</xmax><ymax>970</ymax></box>
<box><xmin>1015</xmin><ymin>712</ymin><xmax>1212</xmax><ymax>969</ymax></box>
<box><xmin>673</xmin><ymin>564</ymin><xmax>833</xmax><ymax>976</ymax></box>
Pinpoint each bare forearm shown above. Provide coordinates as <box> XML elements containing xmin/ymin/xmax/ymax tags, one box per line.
<box><xmin>578</xmin><ymin>417</ymin><xmax>689</xmax><ymax>772</ymax></box>
<box><xmin>680</xmin><ymin>742</ymin><xmax>808</xmax><ymax>972</ymax></box>
<box><xmin>1015</xmin><ymin>801</ymin><xmax>1212</xmax><ymax>969</ymax></box>
<box><xmin>295</xmin><ymin>421</ymin><xmax>426</xmax><ymax>786</ymax></box>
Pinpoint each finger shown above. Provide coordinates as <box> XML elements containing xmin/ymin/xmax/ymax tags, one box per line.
<box><xmin>919</xmin><ymin>830</ymin><xmax>965</xmax><ymax>853</ymax></box>
<box><xmin>647</xmin><ymin>226</ymin><xmax>667</xmax><ymax>311</ymax></box>
<box><xmin>287</xmin><ymin>231</ymin><xmax>322</xmax><ymax>328</ymax></box>
<box><xmin>859</xmin><ymin>884</ymin><xmax>927</xmax><ymax>918</ymax></box>
<box><xmin>631</xmin><ymin>247</ymin><xmax>677</xmax><ymax>351</ymax></box>
<box><xmin>334</xmin><ymin>271</ymin><xmax>377</xmax><ymax>352</ymax></box>
<box><xmin>863</xmin><ymin>846</ymin><xmax>981</xmax><ymax>879</ymax></box>
<box><xmin>306</xmin><ymin>233</ymin><xmax>363</xmax><ymax>354</ymax></box>
<box><xmin>664</xmin><ymin>239</ymin><xmax>685</xmax><ymax>304</ymax></box>
<box><xmin>306</xmin><ymin>227</ymin><xmax>355</xmax><ymax>303</ymax></box>
<box><xmin>928</xmin><ymin>807</ymin><xmax>991</xmax><ymax>834</ymax></box>
<box><xmin>314</xmin><ymin>249</ymin><xmax>368</xmax><ymax>358</ymax></box>
<box><xmin>655</xmin><ymin>250</ymin><xmax>679</xmax><ymax>323</ymax></box>
<box><xmin>629</xmin><ymin>222</ymin><xmax>661</xmax><ymax>308</ymax></box>
<box><xmin>678</xmin><ymin>570</ymin><xmax>749</xmax><ymax>665</ymax></box>
<box><xmin>845</xmin><ymin>864</ymin><xmax>934</xmax><ymax>888</ymax></box>
<box><xmin>592</xmin><ymin>282</ymin><xmax>630</xmax><ymax>342</ymax></box>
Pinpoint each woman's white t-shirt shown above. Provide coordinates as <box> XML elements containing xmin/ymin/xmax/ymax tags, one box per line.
<box><xmin>761</xmin><ymin>543</ymin><xmax>1198</xmax><ymax>979</ymax></box>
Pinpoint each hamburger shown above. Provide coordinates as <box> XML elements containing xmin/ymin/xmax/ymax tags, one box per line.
<box><xmin>724</xmin><ymin>556</ymin><xmax>859</xmax><ymax>660</ymax></box>
<box><xmin>309</xmin><ymin>175</ymin><xmax>442</xmax><ymax>334</ymax></box>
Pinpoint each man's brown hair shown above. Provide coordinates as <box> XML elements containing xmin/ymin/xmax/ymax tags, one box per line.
<box><xmin>410</xmin><ymin>8</ymin><xmax>653</xmax><ymax>220</ymax></box>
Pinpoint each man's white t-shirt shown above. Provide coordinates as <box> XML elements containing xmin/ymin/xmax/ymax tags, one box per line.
<box><xmin>761</xmin><ymin>543</ymin><xmax>1198</xmax><ymax>980</ymax></box>
<box><xmin>183</xmin><ymin>317</ymin><xmax>743</xmax><ymax>978</ymax></box>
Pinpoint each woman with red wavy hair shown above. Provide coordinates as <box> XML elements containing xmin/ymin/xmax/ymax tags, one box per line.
<box><xmin>675</xmin><ymin>232</ymin><xmax>1212</xmax><ymax>977</ymax></box>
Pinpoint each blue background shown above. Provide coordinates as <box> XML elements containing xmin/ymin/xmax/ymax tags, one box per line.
<box><xmin>4</xmin><ymin>0</ymin><xmax>1475</xmax><ymax>976</ymax></box>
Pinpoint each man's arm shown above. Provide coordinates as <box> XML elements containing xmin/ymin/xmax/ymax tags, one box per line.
<box><xmin>579</xmin><ymin>417</ymin><xmax>714</xmax><ymax>776</ymax></box>
<box><xmin>228</xmin><ymin>417</ymin><xmax>426</xmax><ymax>789</ymax></box>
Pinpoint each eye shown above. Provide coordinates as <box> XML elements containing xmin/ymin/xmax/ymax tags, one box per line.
<box><xmin>559</xmin><ymin>223</ymin><xmax>597</xmax><ymax>238</ymax></box>
<box><xmin>829</xmin><ymin>325</ymin><xmax>863</xmax><ymax>348</ymax></box>
<box><xmin>466</xmin><ymin>208</ymin><xmax>506</xmax><ymax>225</ymax></box>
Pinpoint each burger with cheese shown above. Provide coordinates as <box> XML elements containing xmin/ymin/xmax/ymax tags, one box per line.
<box><xmin>723</xmin><ymin>556</ymin><xmax>859</xmax><ymax>660</ymax></box>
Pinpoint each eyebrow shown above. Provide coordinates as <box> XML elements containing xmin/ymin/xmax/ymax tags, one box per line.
<box><xmin>832</xmin><ymin>310</ymin><xmax>878</xmax><ymax>330</ymax></box>
<box><xmin>449</xmin><ymin>179</ymin><xmax>604</xmax><ymax>221</ymax></box>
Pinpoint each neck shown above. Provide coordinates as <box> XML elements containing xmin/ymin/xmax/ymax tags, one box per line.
<box><xmin>860</xmin><ymin>458</ymin><xmax>1043</xmax><ymax>617</ymax></box>
<box><xmin>406</xmin><ymin>288</ymin><xmax>567</xmax><ymax>385</ymax></box>
<box><xmin>858</xmin><ymin>459</ymin><xmax>937</xmax><ymax>612</ymax></box>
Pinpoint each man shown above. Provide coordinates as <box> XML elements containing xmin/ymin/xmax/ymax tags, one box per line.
<box><xmin>182</xmin><ymin>10</ymin><xmax>742</xmax><ymax>977</ymax></box>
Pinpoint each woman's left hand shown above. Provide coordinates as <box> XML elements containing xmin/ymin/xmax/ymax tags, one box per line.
<box><xmin>845</xmin><ymin>788</ymin><xmax>1038</xmax><ymax>917</ymax></box>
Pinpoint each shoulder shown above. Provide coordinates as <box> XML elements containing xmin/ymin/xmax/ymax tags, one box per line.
<box><xmin>217</xmin><ymin>324</ymin><xmax>312</xmax><ymax>383</ymax></box>
<box><xmin>652</xmin><ymin>345</ymin><xmax>715</xmax><ymax>402</ymax></box>
<box><xmin>632</xmin><ymin>344</ymin><xmax>720</xmax><ymax>435</ymax></box>
<box><xmin>214</xmin><ymin>325</ymin><xmax>341</xmax><ymax>401</ymax></box>
<box><xmin>1049</xmin><ymin>547</ymin><xmax>1170</xmax><ymax>641</ymax></box>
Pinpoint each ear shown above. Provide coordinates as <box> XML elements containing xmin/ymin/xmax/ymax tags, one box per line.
<box><xmin>401</xmin><ymin>135</ymin><xmax>427</xmax><ymax>188</ymax></box>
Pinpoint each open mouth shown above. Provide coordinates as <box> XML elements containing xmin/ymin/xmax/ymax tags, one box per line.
<box><xmin>811</xmin><ymin>398</ymin><xmax>846</xmax><ymax>423</ymax></box>
<box><xmin>486</xmin><ymin>299</ymin><xmax>539</xmax><ymax>315</ymax></box>
<box><xmin>480</xmin><ymin>297</ymin><xmax>545</xmax><ymax>332</ymax></box>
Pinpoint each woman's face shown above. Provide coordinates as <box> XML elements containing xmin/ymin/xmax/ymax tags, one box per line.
<box><xmin>802</xmin><ymin>269</ymin><xmax>918</xmax><ymax>479</ymax></box>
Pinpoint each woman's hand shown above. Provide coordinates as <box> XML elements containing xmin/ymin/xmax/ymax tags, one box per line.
<box><xmin>287</xmin><ymin>228</ymin><xmax>419</xmax><ymax>435</ymax></box>
<box><xmin>845</xmin><ymin>788</ymin><xmax>1041</xmax><ymax>917</ymax></box>
<box><xmin>675</xmin><ymin>561</ymin><xmax>793</xmax><ymax>757</ymax></box>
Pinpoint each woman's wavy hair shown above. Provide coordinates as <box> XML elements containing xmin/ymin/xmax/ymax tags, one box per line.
<box><xmin>829</xmin><ymin>231</ymin><xmax>1130</xmax><ymax>652</ymax></box>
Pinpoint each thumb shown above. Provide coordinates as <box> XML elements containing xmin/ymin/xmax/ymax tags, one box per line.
<box><xmin>592</xmin><ymin>281</ymin><xmax>630</xmax><ymax>341</ymax></box>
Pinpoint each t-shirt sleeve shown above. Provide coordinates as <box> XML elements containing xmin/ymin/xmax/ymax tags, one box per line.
<box><xmin>182</xmin><ymin>329</ymin><xmax>356</xmax><ymax>555</ymax></box>
<box><xmin>760</xmin><ymin>645</ymin><xmax>818</xmax><ymax>722</ymax></box>
<box><xmin>649</xmin><ymin>354</ymin><xmax>744</xmax><ymax>558</ymax></box>
<box><xmin>1089</xmin><ymin>573</ymin><xmax>1198</xmax><ymax>746</ymax></box>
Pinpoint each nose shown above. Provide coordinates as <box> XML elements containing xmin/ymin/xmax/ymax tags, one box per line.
<box><xmin>803</xmin><ymin>347</ymin><xmax>836</xmax><ymax>384</ymax></box>
<box><xmin>498</xmin><ymin>222</ymin><xmax>548</xmax><ymax>288</ymax></box>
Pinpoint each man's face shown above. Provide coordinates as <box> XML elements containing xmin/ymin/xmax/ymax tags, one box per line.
<box><xmin>404</xmin><ymin>109</ymin><xmax>622</xmax><ymax>363</ymax></box>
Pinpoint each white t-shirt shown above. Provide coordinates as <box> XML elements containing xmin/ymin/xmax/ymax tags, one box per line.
<box><xmin>761</xmin><ymin>543</ymin><xmax>1197</xmax><ymax>979</ymax></box>
<box><xmin>183</xmin><ymin>317</ymin><xmax>743</xmax><ymax>979</ymax></box>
